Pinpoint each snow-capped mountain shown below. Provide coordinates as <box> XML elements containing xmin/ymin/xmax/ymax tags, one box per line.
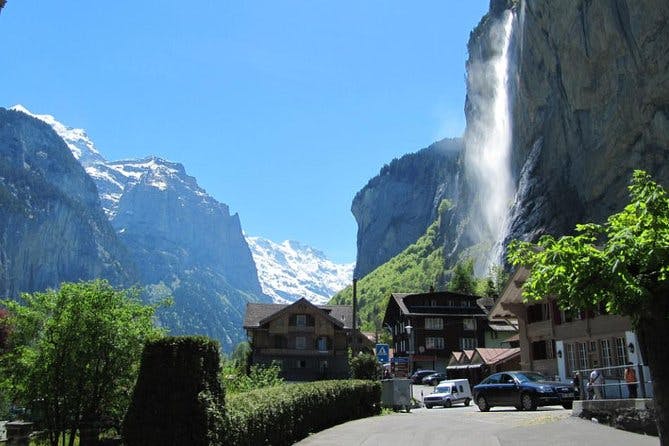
<box><xmin>246</xmin><ymin>236</ymin><xmax>354</xmax><ymax>305</ymax></box>
<box><xmin>10</xmin><ymin>104</ymin><xmax>105</xmax><ymax>166</ymax></box>
<box><xmin>8</xmin><ymin>104</ymin><xmax>269</xmax><ymax>351</ymax></box>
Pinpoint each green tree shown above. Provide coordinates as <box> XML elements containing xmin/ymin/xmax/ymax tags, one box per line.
<box><xmin>349</xmin><ymin>352</ymin><xmax>380</xmax><ymax>380</ymax></box>
<box><xmin>507</xmin><ymin>170</ymin><xmax>669</xmax><ymax>444</ymax></box>
<box><xmin>0</xmin><ymin>280</ymin><xmax>163</xmax><ymax>446</ymax></box>
<box><xmin>447</xmin><ymin>258</ymin><xmax>476</xmax><ymax>294</ymax></box>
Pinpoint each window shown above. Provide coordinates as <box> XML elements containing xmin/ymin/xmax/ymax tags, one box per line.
<box><xmin>578</xmin><ymin>343</ymin><xmax>588</xmax><ymax>370</ymax></box>
<box><xmin>463</xmin><ymin>319</ymin><xmax>477</xmax><ymax>331</ymax></box>
<box><xmin>532</xmin><ymin>341</ymin><xmax>548</xmax><ymax>360</ymax></box>
<box><xmin>527</xmin><ymin>303</ymin><xmax>550</xmax><ymax>323</ymax></box>
<box><xmin>430</xmin><ymin>299</ymin><xmax>437</xmax><ymax>307</ymax></box>
<box><xmin>296</xmin><ymin>359</ymin><xmax>307</xmax><ymax>368</ymax></box>
<box><xmin>317</xmin><ymin>336</ymin><xmax>328</xmax><ymax>352</ymax></box>
<box><xmin>600</xmin><ymin>339</ymin><xmax>613</xmax><ymax>369</ymax></box>
<box><xmin>295</xmin><ymin>336</ymin><xmax>306</xmax><ymax>350</ymax></box>
<box><xmin>461</xmin><ymin>300</ymin><xmax>472</xmax><ymax>307</ymax></box>
<box><xmin>296</xmin><ymin>314</ymin><xmax>306</xmax><ymax>327</ymax></box>
<box><xmin>425</xmin><ymin>337</ymin><xmax>445</xmax><ymax>350</ymax></box>
<box><xmin>615</xmin><ymin>337</ymin><xmax>628</xmax><ymax>366</ymax></box>
<box><xmin>460</xmin><ymin>338</ymin><xmax>476</xmax><ymax>350</ymax></box>
<box><xmin>566</xmin><ymin>343</ymin><xmax>576</xmax><ymax>375</ymax></box>
<box><xmin>425</xmin><ymin>317</ymin><xmax>443</xmax><ymax>330</ymax></box>
<box><xmin>482</xmin><ymin>374</ymin><xmax>501</xmax><ymax>384</ymax></box>
<box><xmin>448</xmin><ymin>299</ymin><xmax>454</xmax><ymax>307</ymax></box>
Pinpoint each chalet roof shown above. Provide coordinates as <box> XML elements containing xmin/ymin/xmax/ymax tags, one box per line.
<box><xmin>244</xmin><ymin>299</ymin><xmax>354</xmax><ymax>329</ymax></box>
<box><xmin>463</xmin><ymin>350</ymin><xmax>475</xmax><ymax>361</ymax></box>
<box><xmin>388</xmin><ymin>291</ymin><xmax>487</xmax><ymax>318</ymax></box>
<box><xmin>489</xmin><ymin>267</ymin><xmax>530</xmax><ymax>319</ymax></box>
<box><xmin>471</xmin><ymin>347</ymin><xmax>520</xmax><ymax>365</ymax></box>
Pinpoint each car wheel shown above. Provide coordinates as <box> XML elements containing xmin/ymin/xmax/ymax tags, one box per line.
<box><xmin>515</xmin><ymin>405</ymin><xmax>522</xmax><ymax>411</ymax></box>
<box><xmin>431</xmin><ymin>379</ymin><xmax>438</xmax><ymax>386</ymax></box>
<box><xmin>476</xmin><ymin>395</ymin><xmax>490</xmax><ymax>412</ymax></box>
<box><xmin>445</xmin><ymin>399</ymin><xmax>452</xmax><ymax>408</ymax></box>
<box><xmin>425</xmin><ymin>404</ymin><xmax>432</xmax><ymax>409</ymax></box>
<box><xmin>521</xmin><ymin>393</ymin><xmax>537</xmax><ymax>411</ymax></box>
<box><xmin>464</xmin><ymin>398</ymin><xmax>471</xmax><ymax>406</ymax></box>
<box><xmin>562</xmin><ymin>402</ymin><xmax>573</xmax><ymax>410</ymax></box>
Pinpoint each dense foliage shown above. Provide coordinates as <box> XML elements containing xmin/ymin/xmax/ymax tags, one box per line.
<box><xmin>349</xmin><ymin>352</ymin><xmax>381</xmax><ymax>380</ymax></box>
<box><xmin>123</xmin><ymin>336</ymin><xmax>225</xmax><ymax>446</ymax></box>
<box><xmin>507</xmin><ymin>170</ymin><xmax>669</xmax><ymax>445</ymax></box>
<box><xmin>221</xmin><ymin>361</ymin><xmax>284</xmax><ymax>394</ymax></box>
<box><xmin>223</xmin><ymin>380</ymin><xmax>381</xmax><ymax>446</ymax></box>
<box><xmin>0</xmin><ymin>280</ymin><xmax>161</xmax><ymax>446</ymax></box>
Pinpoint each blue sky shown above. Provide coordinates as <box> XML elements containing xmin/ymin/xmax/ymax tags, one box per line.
<box><xmin>0</xmin><ymin>1</ymin><xmax>488</xmax><ymax>263</ymax></box>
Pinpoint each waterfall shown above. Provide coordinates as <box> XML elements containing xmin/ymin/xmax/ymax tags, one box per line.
<box><xmin>463</xmin><ymin>10</ymin><xmax>516</xmax><ymax>271</ymax></box>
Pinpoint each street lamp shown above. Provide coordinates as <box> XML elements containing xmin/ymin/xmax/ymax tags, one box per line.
<box><xmin>405</xmin><ymin>324</ymin><xmax>414</xmax><ymax>375</ymax></box>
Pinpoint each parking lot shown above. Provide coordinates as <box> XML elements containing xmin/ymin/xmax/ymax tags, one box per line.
<box><xmin>296</xmin><ymin>385</ymin><xmax>659</xmax><ymax>446</ymax></box>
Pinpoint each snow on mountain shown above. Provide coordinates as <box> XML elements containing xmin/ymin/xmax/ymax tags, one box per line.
<box><xmin>8</xmin><ymin>106</ymin><xmax>215</xmax><ymax>218</ymax></box>
<box><xmin>10</xmin><ymin>104</ymin><xmax>105</xmax><ymax>166</ymax></box>
<box><xmin>246</xmin><ymin>236</ymin><xmax>354</xmax><ymax>305</ymax></box>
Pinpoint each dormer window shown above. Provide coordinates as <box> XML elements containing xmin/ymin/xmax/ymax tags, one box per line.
<box><xmin>296</xmin><ymin>314</ymin><xmax>307</xmax><ymax>327</ymax></box>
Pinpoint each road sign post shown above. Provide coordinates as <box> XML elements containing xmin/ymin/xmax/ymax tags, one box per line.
<box><xmin>375</xmin><ymin>343</ymin><xmax>389</xmax><ymax>363</ymax></box>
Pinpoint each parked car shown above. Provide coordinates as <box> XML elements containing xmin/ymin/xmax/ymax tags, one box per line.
<box><xmin>409</xmin><ymin>369</ymin><xmax>437</xmax><ymax>384</ymax></box>
<box><xmin>421</xmin><ymin>372</ymin><xmax>448</xmax><ymax>386</ymax></box>
<box><xmin>423</xmin><ymin>379</ymin><xmax>472</xmax><ymax>408</ymax></box>
<box><xmin>472</xmin><ymin>371</ymin><xmax>576</xmax><ymax>412</ymax></box>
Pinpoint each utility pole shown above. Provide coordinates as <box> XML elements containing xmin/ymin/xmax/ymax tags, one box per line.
<box><xmin>352</xmin><ymin>278</ymin><xmax>358</xmax><ymax>354</ymax></box>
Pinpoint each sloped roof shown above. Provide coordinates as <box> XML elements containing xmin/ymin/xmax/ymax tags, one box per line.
<box><xmin>244</xmin><ymin>298</ymin><xmax>354</xmax><ymax>329</ymax></box>
<box><xmin>471</xmin><ymin>348</ymin><xmax>520</xmax><ymax>365</ymax></box>
<box><xmin>388</xmin><ymin>291</ymin><xmax>487</xmax><ymax>317</ymax></box>
<box><xmin>489</xmin><ymin>267</ymin><xmax>530</xmax><ymax>319</ymax></box>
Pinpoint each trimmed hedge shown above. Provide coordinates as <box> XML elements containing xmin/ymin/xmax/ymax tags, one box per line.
<box><xmin>223</xmin><ymin>380</ymin><xmax>381</xmax><ymax>446</ymax></box>
<box><xmin>122</xmin><ymin>336</ymin><xmax>224</xmax><ymax>446</ymax></box>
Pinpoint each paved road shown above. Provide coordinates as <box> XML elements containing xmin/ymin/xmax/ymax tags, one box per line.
<box><xmin>295</xmin><ymin>387</ymin><xmax>659</xmax><ymax>446</ymax></box>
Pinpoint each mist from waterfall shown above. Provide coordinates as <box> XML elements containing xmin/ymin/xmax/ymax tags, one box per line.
<box><xmin>463</xmin><ymin>10</ymin><xmax>516</xmax><ymax>271</ymax></box>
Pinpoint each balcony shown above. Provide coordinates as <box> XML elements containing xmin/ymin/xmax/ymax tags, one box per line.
<box><xmin>258</xmin><ymin>348</ymin><xmax>336</xmax><ymax>356</ymax></box>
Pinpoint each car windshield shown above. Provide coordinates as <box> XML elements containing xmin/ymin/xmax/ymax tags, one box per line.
<box><xmin>515</xmin><ymin>372</ymin><xmax>547</xmax><ymax>383</ymax></box>
<box><xmin>435</xmin><ymin>386</ymin><xmax>451</xmax><ymax>394</ymax></box>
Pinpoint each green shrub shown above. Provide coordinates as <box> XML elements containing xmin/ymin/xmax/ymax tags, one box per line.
<box><xmin>122</xmin><ymin>336</ymin><xmax>224</xmax><ymax>446</ymax></box>
<box><xmin>221</xmin><ymin>361</ymin><xmax>284</xmax><ymax>394</ymax></box>
<box><xmin>223</xmin><ymin>380</ymin><xmax>381</xmax><ymax>446</ymax></box>
<box><xmin>349</xmin><ymin>353</ymin><xmax>381</xmax><ymax>380</ymax></box>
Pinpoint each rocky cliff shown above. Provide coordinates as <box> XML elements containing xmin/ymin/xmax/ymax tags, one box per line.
<box><xmin>351</xmin><ymin>0</ymin><xmax>669</xmax><ymax>284</ymax></box>
<box><xmin>5</xmin><ymin>106</ymin><xmax>270</xmax><ymax>351</ymax></box>
<box><xmin>352</xmin><ymin>137</ymin><xmax>462</xmax><ymax>278</ymax></box>
<box><xmin>0</xmin><ymin>108</ymin><xmax>134</xmax><ymax>297</ymax></box>
<box><xmin>502</xmin><ymin>0</ymin><xmax>669</xmax><ymax>247</ymax></box>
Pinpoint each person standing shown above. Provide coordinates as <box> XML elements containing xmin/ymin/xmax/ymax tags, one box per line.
<box><xmin>625</xmin><ymin>363</ymin><xmax>638</xmax><ymax>398</ymax></box>
<box><xmin>589</xmin><ymin>368</ymin><xmax>605</xmax><ymax>399</ymax></box>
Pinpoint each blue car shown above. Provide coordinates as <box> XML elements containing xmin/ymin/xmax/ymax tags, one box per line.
<box><xmin>473</xmin><ymin>371</ymin><xmax>575</xmax><ymax>412</ymax></box>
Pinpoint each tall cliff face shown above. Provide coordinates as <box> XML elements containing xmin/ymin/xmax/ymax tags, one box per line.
<box><xmin>87</xmin><ymin>158</ymin><xmax>270</xmax><ymax>352</ymax></box>
<box><xmin>350</xmin><ymin>0</ymin><xmax>669</xmax><ymax>288</ymax></box>
<box><xmin>8</xmin><ymin>106</ymin><xmax>269</xmax><ymax>351</ymax></box>
<box><xmin>0</xmin><ymin>108</ymin><xmax>134</xmax><ymax>296</ymax></box>
<box><xmin>111</xmin><ymin>157</ymin><xmax>263</xmax><ymax>293</ymax></box>
<box><xmin>352</xmin><ymin>137</ymin><xmax>462</xmax><ymax>278</ymax></box>
<box><xmin>503</xmin><ymin>0</ymin><xmax>669</xmax><ymax>245</ymax></box>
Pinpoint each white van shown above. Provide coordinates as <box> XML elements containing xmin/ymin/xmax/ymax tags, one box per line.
<box><xmin>422</xmin><ymin>379</ymin><xmax>472</xmax><ymax>408</ymax></box>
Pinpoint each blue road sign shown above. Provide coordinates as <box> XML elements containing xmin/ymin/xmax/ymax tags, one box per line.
<box><xmin>391</xmin><ymin>357</ymin><xmax>409</xmax><ymax>364</ymax></box>
<box><xmin>375</xmin><ymin>343</ymin><xmax>389</xmax><ymax>363</ymax></box>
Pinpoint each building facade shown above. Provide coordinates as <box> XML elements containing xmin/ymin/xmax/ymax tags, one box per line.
<box><xmin>490</xmin><ymin>268</ymin><xmax>646</xmax><ymax>393</ymax></box>
<box><xmin>244</xmin><ymin>298</ymin><xmax>371</xmax><ymax>381</ymax></box>
<box><xmin>382</xmin><ymin>291</ymin><xmax>489</xmax><ymax>373</ymax></box>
